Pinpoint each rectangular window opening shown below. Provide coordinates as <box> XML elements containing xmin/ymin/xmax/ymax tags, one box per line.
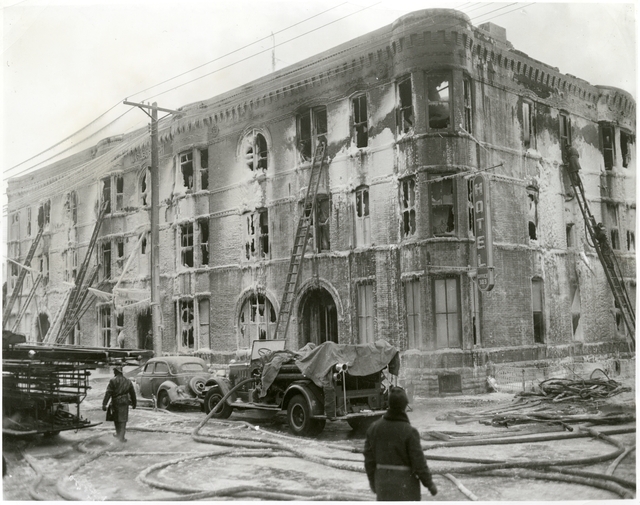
<box><xmin>115</xmin><ymin>175</ymin><xmax>124</xmax><ymax>211</ymax></box>
<box><xmin>431</xmin><ymin>178</ymin><xmax>456</xmax><ymax>236</ymax></box>
<box><xmin>463</xmin><ymin>78</ymin><xmax>472</xmax><ymax>134</ymax></box>
<box><xmin>200</xmin><ymin>149</ymin><xmax>209</xmax><ymax>190</ymax></box>
<box><xmin>532</xmin><ymin>279</ymin><xmax>544</xmax><ymax>343</ymax></box>
<box><xmin>601</xmin><ymin>125</ymin><xmax>615</xmax><ymax>170</ymax></box>
<box><xmin>180</xmin><ymin>222</ymin><xmax>194</xmax><ymax>267</ymax></box>
<box><xmin>401</xmin><ymin>178</ymin><xmax>416</xmax><ymax>238</ymax></box>
<box><xmin>427</xmin><ymin>75</ymin><xmax>450</xmax><ymax>130</ymax></box>
<box><xmin>353</xmin><ymin>94</ymin><xmax>368</xmax><ymax>147</ymax></box>
<box><xmin>355</xmin><ymin>187</ymin><xmax>371</xmax><ymax>246</ymax></box>
<box><xmin>357</xmin><ymin>284</ymin><xmax>375</xmax><ymax>344</ymax></box>
<box><xmin>178</xmin><ymin>299</ymin><xmax>195</xmax><ymax>349</ymax></box>
<box><xmin>398</xmin><ymin>77</ymin><xmax>414</xmax><ymax>134</ymax></box>
<box><xmin>434</xmin><ymin>277</ymin><xmax>461</xmax><ymax>348</ymax></box>
<box><xmin>180</xmin><ymin>152</ymin><xmax>194</xmax><ymax>189</ymax></box>
<box><xmin>405</xmin><ymin>279</ymin><xmax>422</xmax><ymax>349</ymax></box>
<box><xmin>102</xmin><ymin>178</ymin><xmax>111</xmax><ymax>213</ymax></box>
<box><xmin>198</xmin><ymin>219</ymin><xmax>209</xmax><ymax>265</ymax></box>
<box><xmin>439</xmin><ymin>374</ymin><xmax>462</xmax><ymax>393</ymax></box>
<box><xmin>102</xmin><ymin>242</ymin><xmax>111</xmax><ymax>279</ymax></box>
<box><xmin>620</xmin><ymin>131</ymin><xmax>631</xmax><ymax>168</ymax></box>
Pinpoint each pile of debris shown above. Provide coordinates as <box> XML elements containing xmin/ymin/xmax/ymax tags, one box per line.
<box><xmin>435</xmin><ymin>374</ymin><xmax>634</xmax><ymax>430</ymax></box>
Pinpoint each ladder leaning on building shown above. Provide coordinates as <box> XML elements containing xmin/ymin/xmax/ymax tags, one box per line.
<box><xmin>564</xmin><ymin>145</ymin><xmax>635</xmax><ymax>350</ymax></box>
<box><xmin>273</xmin><ymin>142</ymin><xmax>327</xmax><ymax>342</ymax></box>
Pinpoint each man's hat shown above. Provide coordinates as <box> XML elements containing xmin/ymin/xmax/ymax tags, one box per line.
<box><xmin>113</xmin><ymin>365</ymin><xmax>123</xmax><ymax>374</ymax></box>
<box><xmin>388</xmin><ymin>386</ymin><xmax>409</xmax><ymax>412</ymax></box>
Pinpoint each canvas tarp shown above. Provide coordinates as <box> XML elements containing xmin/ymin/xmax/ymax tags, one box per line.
<box><xmin>260</xmin><ymin>339</ymin><xmax>399</xmax><ymax>393</ymax></box>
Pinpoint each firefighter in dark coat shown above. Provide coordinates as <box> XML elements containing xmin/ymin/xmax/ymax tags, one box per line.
<box><xmin>102</xmin><ymin>365</ymin><xmax>136</xmax><ymax>442</ymax></box>
<box><xmin>364</xmin><ymin>387</ymin><xmax>437</xmax><ymax>501</ymax></box>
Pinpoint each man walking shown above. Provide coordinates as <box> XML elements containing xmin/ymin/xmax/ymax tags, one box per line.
<box><xmin>102</xmin><ymin>365</ymin><xmax>136</xmax><ymax>442</ymax></box>
<box><xmin>364</xmin><ymin>387</ymin><xmax>438</xmax><ymax>501</ymax></box>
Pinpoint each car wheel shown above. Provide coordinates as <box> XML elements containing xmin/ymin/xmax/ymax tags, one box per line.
<box><xmin>157</xmin><ymin>390</ymin><xmax>171</xmax><ymax>410</ymax></box>
<box><xmin>287</xmin><ymin>394</ymin><xmax>325</xmax><ymax>436</ymax></box>
<box><xmin>189</xmin><ymin>377</ymin><xmax>207</xmax><ymax>396</ymax></box>
<box><xmin>204</xmin><ymin>388</ymin><xmax>233</xmax><ymax>419</ymax></box>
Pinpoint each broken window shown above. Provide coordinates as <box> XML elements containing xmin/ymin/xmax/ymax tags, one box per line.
<box><xmin>198</xmin><ymin>218</ymin><xmax>209</xmax><ymax>265</ymax></box>
<box><xmin>397</xmin><ymin>77</ymin><xmax>414</xmax><ymax>134</ymax></box>
<box><xmin>315</xmin><ymin>197</ymin><xmax>331</xmax><ymax>252</ymax></box>
<box><xmin>100</xmin><ymin>305</ymin><xmax>112</xmax><ymax>347</ymax></box>
<box><xmin>522</xmin><ymin>101</ymin><xmax>536</xmax><ymax>149</ymax></box>
<box><xmin>532</xmin><ymin>278</ymin><xmax>544</xmax><ymax>343</ymax></box>
<box><xmin>559</xmin><ymin>112</ymin><xmax>572</xmax><ymax>163</ymax></box>
<box><xmin>27</xmin><ymin>207</ymin><xmax>32</xmax><ymax>236</ymax></box>
<box><xmin>180</xmin><ymin>222</ymin><xmax>194</xmax><ymax>267</ymax></box>
<box><xmin>434</xmin><ymin>276</ymin><xmax>461</xmax><ymax>348</ymax></box>
<box><xmin>405</xmin><ymin>279</ymin><xmax>423</xmax><ymax>349</ymax></box>
<box><xmin>245</xmin><ymin>132</ymin><xmax>268</xmax><ymax>171</ymax></box>
<box><xmin>140</xmin><ymin>168</ymin><xmax>149</xmax><ymax>207</ymax></box>
<box><xmin>606</xmin><ymin>203</ymin><xmax>620</xmax><ymax>250</ymax></box>
<box><xmin>430</xmin><ymin>177</ymin><xmax>455</xmax><ymax>236</ymax></box>
<box><xmin>180</xmin><ymin>151</ymin><xmax>194</xmax><ymax>189</ymax></box>
<box><xmin>199</xmin><ymin>148</ymin><xmax>209</xmax><ymax>189</ymax></box>
<box><xmin>527</xmin><ymin>187</ymin><xmax>539</xmax><ymax>240</ymax></box>
<box><xmin>357</xmin><ymin>283</ymin><xmax>375</xmax><ymax>344</ymax></box>
<box><xmin>298</xmin><ymin>106</ymin><xmax>327</xmax><ymax>161</ymax></box>
<box><xmin>467</xmin><ymin>179</ymin><xmax>475</xmax><ymax>237</ymax></box>
<box><xmin>10</xmin><ymin>213</ymin><xmax>19</xmax><ymax>241</ymax></box>
<box><xmin>401</xmin><ymin>177</ymin><xmax>416</xmax><ymax>238</ymax></box>
<box><xmin>601</xmin><ymin>124</ymin><xmax>615</xmax><ymax>170</ymax></box>
<box><xmin>38</xmin><ymin>200</ymin><xmax>51</xmax><ymax>229</ymax></box>
<box><xmin>463</xmin><ymin>77</ymin><xmax>473</xmax><ymax>134</ymax></box>
<box><xmin>177</xmin><ymin>299</ymin><xmax>194</xmax><ymax>349</ymax></box>
<box><xmin>627</xmin><ymin>207</ymin><xmax>635</xmax><ymax>252</ymax></box>
<box><xmin>352</xmin><ymin>94</ymin><xmax>368</xmax><ymax>148</ymax></box>
<box><xmin>65</xmin><ymin>248</ymin><xmax>78</xmax><ymax>283</ymax></box>
<box><xmin>426</xmin><ymin>74</ymin><xmax>450</xmax><ymax>130</ymax></box>
<box><xmin>102</xmin><ymin>241</ymin><xmax>111</xmax><ymax>279</ymax></box>
<box><xmin>102</xmin><ymin>177</ymin><xmax>111</xmax><ymax>213</ymax></box>
<box><xmin>198</xmin><ymin>298</ymin><xmax>210</xmax><ymax>347</ymax></box>
<box><xmin>620</xmin><ymin>131</ymin><xmax>632</xmax><ymax>168</ymax></box>
<box><xmin>67</xmin><ymin>191</ymin><xmax>78</xmax><ymax>225</ymax></box>
<box><xmin>242</xmin><ymin>210</ymin><xmax>269</xmax><ymax>260</ymax></box>
<box><xmin>566</xmin><ymin>223</ymin><xmax>574</xmax><ymax>248</ymax></box>
<box><xmin>239</xmin><ymin>293</ymin><xmax>277</xmax><ymax>346</ymax></box>
<box><xmin>115</xmin><ymin>175</ymin><xmax>124</xmax><ymax>211</ymax></box>
<box><xmin>355</xmin><ymin>186</ymin><xmax>371</xmax><ymax>247</ymax></box>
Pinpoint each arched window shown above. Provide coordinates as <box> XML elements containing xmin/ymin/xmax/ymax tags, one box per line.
<box><xmin>244</xmin><ymin>131</ymin><xmax>268</xmax><ymax>171</ymax></box>
<box><xmin>239</xmin><ymin>293</ymin><xmax>277</xmax><ymax>347</ymax></box>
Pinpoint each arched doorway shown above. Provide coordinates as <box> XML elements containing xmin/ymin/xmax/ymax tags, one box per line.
<box><xmin>298</xmin><ymin>287</ymin><xmax>338</xmax><ymax>347</ymax></box>
<box><xmin>37</xmin><ymin>313</ymin><xmax>50</xmax><ymax>342</ymax></box>
<box><xmin>238</xmin><ymin>293</ymin><xmax>277</xmax><ymax>348</ymax></box>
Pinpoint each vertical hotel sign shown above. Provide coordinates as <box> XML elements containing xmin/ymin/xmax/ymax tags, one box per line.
<box><xmin>473</xmin><ymin>174</ymin><xmax>494</xmax><ymax>291</ymax></box>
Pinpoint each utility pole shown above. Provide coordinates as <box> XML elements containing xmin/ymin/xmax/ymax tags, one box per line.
<box><xmin>123</xmin><ymin>101</ymin><xmax>178</xmax><ymax>354</ymax></box>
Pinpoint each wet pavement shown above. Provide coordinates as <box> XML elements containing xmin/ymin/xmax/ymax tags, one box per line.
<box><xmin>3</xmin><ymin>381</ymin><xmax>636</xmax><ymax>501</ymax></box>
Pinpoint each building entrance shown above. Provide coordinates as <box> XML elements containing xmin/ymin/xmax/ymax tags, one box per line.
<box><xmin>137</xmin><ymin>309</ymin><xmax>153</xmax><ymax>350</ymax></box>
<box><xmin>299</xmin><ymin>288</ymin><xmax>337</xmax><ymax>347</ymax></box>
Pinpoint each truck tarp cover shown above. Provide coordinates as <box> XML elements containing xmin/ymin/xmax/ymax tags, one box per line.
<box><xmin>261</xmin><ymin>340</ymin><xmax>399</xmax><ymax>392</ymax></box>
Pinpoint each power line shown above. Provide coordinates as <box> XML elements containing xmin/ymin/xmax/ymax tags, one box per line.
<box><xmin>3</xmin><ymin>2</ymin><xmax>351</xmax><ymax>177</ymax></box>
<box><xmin>5</xmin><ymin>1</ymin><xmax>535</xmax><ymax>187</ymax></box>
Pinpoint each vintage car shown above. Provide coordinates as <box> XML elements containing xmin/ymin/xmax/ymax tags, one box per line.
<box><xmin>135</xmin><ymin>356</ymin><xmax>213</xmax><ymax>409</ymax></box>
<box><xmin>202</xmin><ymin>339</ymin><xmax>400</xmax><ymax>436</ymax></box>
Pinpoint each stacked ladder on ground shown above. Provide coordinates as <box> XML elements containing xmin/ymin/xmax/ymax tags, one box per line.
<box><xmin>564</xmin><ymin>160</ymin><xmax>635</xmax><ymax>350</ymax></box>
<box><xmin>3</xmin><ymin>225</ymin><xmax>45</xmax><ymax>329</ymax></box>
<box><xmin>273</xmin><ymin>142</ymin><xmax>327</xmax><ymax>341</ymax></box>
<box><xmin>55</xmin><ymin>201</ymin><xmax>110</xmax><ymax>343</ymax></box>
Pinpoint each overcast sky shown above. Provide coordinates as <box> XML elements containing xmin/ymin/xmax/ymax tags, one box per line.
<box><xmin>1</xmin><ymin>1</ymin><xmax>636</xmax><ymax>187</ymax></box>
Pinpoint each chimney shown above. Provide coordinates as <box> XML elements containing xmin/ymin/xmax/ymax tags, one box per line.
<box><xmin>478</xmin><ymin>22</ymin><xmax>507</xmax><ymax>44</ymax></box>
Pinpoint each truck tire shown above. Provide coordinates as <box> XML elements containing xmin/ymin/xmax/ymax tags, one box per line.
<box><xmin>204</xmin><ymin>387</ymin><xmax>233</xmax><ymax>419</ymax></box>
<box><xmin>287</xmin><ymin>394</ymin><xmax>325</xmax><ymax>436</ymax></box>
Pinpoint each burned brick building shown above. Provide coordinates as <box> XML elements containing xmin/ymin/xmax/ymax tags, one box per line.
<box><xmin>5</xmin><ymin>9</ymin><xmax>635</xmax><ymax>396</ymax></box>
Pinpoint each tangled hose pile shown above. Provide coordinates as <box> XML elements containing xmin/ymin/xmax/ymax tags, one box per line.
<box><xmin>518</xmin><ymin>375</ymin><xmax>632</xmax><ymax>403</ymax></box>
